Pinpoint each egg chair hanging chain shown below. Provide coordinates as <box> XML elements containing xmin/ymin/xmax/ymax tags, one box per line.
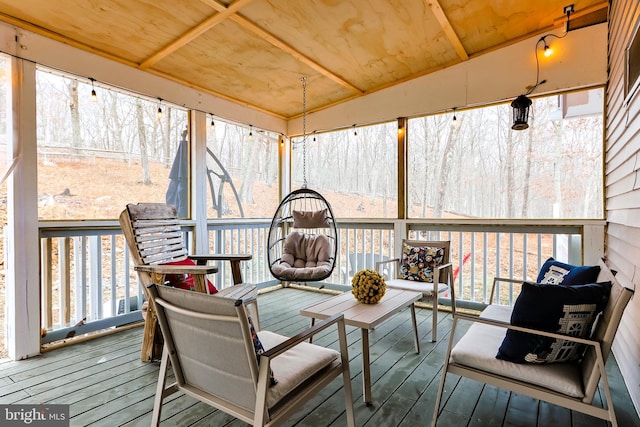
<box><xmin>301</xmin><ymin>76</ymin><xmax>308</xmax><ymax>189</ymax></box>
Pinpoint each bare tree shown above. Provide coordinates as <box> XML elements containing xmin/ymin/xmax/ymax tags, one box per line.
<box><xmin>433</xmin><ymin>116</ymin><xmax>460</xmax><ymax>218</ymax></box>
<box><xmin>135</xmin><ymin>98</ymin><xmax>151</xmax><ymax>185</ymax></box>
<box><xmin>67</xmin><ymin>80</ymin><xmax>81</xmax><ymax>148</ymax></box>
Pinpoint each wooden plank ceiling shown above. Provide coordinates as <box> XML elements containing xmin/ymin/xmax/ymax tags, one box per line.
<box><xmin>0</xmin><ymin>0</ymin><xmax>607</xmax><ymax>119</ymax></box>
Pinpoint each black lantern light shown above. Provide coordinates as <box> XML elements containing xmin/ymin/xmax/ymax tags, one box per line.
<box><xmin>509</xmin><ymin>5</ymin><xmax>573</xmax><ymax>131</ymax></box>
<box><xmin>511</xmin><ymin>94</ymin><xmax>532</xmax><ymax>130</ymax></box>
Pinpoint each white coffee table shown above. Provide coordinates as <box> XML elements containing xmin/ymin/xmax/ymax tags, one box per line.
<box><xmin>300</xmin><ymin>288</ymin><xmax>422</xmax><ymax>404</ymax></box>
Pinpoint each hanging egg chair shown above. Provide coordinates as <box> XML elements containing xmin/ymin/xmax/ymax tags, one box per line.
<box><xmin>267</xmin><ymin>188</ymin><xmax>338</xmax><ymax>281</ymax></box>
<box><xmin>267</xmin><ymin>77</ymin><xmax>338</xmax><ymax>282</ymax></box>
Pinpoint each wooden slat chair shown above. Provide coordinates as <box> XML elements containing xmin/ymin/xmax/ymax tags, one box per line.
<box><xmin>148</xmin><ymin>283</ymin><xmax>355</xmax><ymax>427</ymax></box>
<box><xmin>432</xmin><ymin>259</ymin><xmax>634</xmax><ymax>427</ymax></box>
<box><xmin>376</xmin><ymin>240</ymin><xmax>453</xmax><ymax>342</ymax></box>
<box><xmin>119</xmin><ymin>202</ymin><xmax>256</xmax><ymax>362</ymax></box>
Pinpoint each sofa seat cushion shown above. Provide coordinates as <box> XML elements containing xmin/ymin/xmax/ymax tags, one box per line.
<box><xmin>479</xmin><ymin>304</ymin><xmax>513</xmax><ymax>323</ymax></box>
<box><xmin>386</xmin><ymin>278</ymin><xmax>448</xmax><ymax>297</ymax></box>
<box><xmin>258</xmin><ymin>330</ymin><xmax>340</xmax><ymax>409</ymax></box>
<box><xmin>450</xmin><ymin>322</ymin><xmax>584</xmax><ymax>398</ymax></box>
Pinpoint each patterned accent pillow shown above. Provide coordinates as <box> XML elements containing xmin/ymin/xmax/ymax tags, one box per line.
<box><xmin>247</xmin><ymin>315</ymin><xmax>277</xmax><ymax>386</ymax></box>
<box><xmin>497</xmin><ymin>281</ymin><xmax>611</xmax><ymax>364</ymax></box>
<box><xmin>399</xmin><ymin>243</ymin><xmax>444</xmax><ymax>282</ymax></box>
<box><xmin>536</xmin><ymin>257</ymin><xmax>600</xmax><ymax>285</ymax></box>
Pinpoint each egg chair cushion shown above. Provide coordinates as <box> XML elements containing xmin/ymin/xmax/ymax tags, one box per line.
<box><xmin>271</xmin><ymin>231</ymin><xmax>333</xmax><ymax>280</ymax></box>
<box><xmin>292</xmin><ymin>209</ymin><xmax>330</xmax><ymax>228</ymax></box>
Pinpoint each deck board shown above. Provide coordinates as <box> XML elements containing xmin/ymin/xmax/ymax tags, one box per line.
<box><xmin>0</xmin><ymin>286</ymin><xmax>637</xmax><ymax>427</ymax></box>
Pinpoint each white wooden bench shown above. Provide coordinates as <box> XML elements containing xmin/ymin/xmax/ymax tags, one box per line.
<box><xmin>433</xmin><ymin>259</ymin><xmax>634</xmax><ymax>427</ymax></box>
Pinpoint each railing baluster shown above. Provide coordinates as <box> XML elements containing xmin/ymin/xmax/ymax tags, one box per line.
<box><xmin>483</xmin><ymin>232</ymin><xmax>488</xmax><ymax>303</ymax></box>
<box><xmin>60</xmin><ymin>237</ymin><xmax>71</xmax><ymax>326</ymax></box>
<box><xmin>124</xmin><ymin>239</ymin><xmax>131</xmax><ymax>313</ymax></box>
<box><xmin>41</xmin><ymin>238</ymin><xmax>52</xmax><ymax>329</ymax></box>
<box><xmin>76</xmin><ymin>236</ymin><xmax>87</xmax><ymax>322</ymax></box>
<box><xmin>470</xmin><ymin>232</ymin><xmax>476</xmax><ymax>302</ymax></box>
<box><xmin>89</xmin><ymin>236</ymin><xmax>102</xmax><ymax>321</ymax></box>
<box><xmin>110</xmin><ymin>235</ymin><xmax>117</xmax><ymax>317</ymax></box>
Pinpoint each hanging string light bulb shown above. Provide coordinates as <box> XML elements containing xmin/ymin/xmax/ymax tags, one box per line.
<box><xmin>452</xmin><ymin>107</ymin><xmax>459</xmax><ymax>128</ymax></box>
<box><xmin>353</xmin><ymin>124</ymin><xmax>358</xmax><ymax>137</ymax></box>
<box><xmin>543</xmin><ymin>39</ymin><xmax>553</xmax><ymax>57</ymax></box>
<box><xmin>249</xmin><ymin>124</ymin><xmax>253</xmax><ymax>141</ymax></box>
<box><xmin>210</xmin><ymin>114</ymin><xmax>215</xmax><ymax>129</ymax></box>
<box><xmin>89</xmin><ymin>78</ymin><xmax>97</xmax><ymax>102</ymax></box>
<box><xmin>157</xmin><ymin>98</ymin><xmax>163</xmax><ymax>121</ymax></box>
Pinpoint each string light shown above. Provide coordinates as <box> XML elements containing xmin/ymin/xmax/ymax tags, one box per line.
<box><xmin>353</xmin><ymin>124</ymin><xmax>357</xmax><ymax>137</ymax></box>
<box><xmin>89</xmin><ymin>77</ymin><xmax>97</xmax><ymax>102</ymax></box>
<box><xmin>313</xmin><ymin>130</ymin><xmax>316</xmax><ymax>142</ymax></box>
<box><xmin>249</xmin><ymin>124</ymin><xmax>253</xmax><ymax>141</ymax></box>
<box><xmin>157</xmin><ymin>98</ymin><xmax>163</xmax><ymax>121</ymax></box>
<box><xmin>452</xmin><ymin>107</ymin><xmax>459</xmax><ymax>127</ymax></box>
<box><xmin>543</xmin><ymin>41</ymin><xmax>553</xmax><ymax>57</ymax></box>
<box><xmin>210</xmin><ymin>114</ymin><xmax>215</xmax><ymax>128</ymax></box>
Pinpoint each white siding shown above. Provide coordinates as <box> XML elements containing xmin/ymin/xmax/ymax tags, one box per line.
<box><xmin>606</xmin><ymin>0</ymin><xmax>640</xmax><ymax>416</ymax></box>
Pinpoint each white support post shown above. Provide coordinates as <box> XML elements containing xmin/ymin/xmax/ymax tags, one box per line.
<box><xmin>191</xmin><ymin>110</ymin><xmax>209</xmax><ymax>255</ymax></box>
<box><xmin>6</xmin><ymin>56</ymin><xmax>41</xmax><ymax>359</ymax></box>
<box><xmin>278</xmin><ymin>134</ymin><xmax>290</xmax><ymax>201</ymax></box>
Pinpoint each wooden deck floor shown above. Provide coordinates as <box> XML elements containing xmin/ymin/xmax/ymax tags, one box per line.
<box><xmin>1</xmin><ymin>286</ymin><xmax>638</xmax><ymax>427</ymax></box>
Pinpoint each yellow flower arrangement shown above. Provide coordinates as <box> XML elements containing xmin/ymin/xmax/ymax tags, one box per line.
<box><xmin>351</xmin><ymin>269</ymin><xmax>386</xmax><ymax>304</ymax></box>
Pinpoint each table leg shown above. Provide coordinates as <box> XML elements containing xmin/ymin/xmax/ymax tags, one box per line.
<box><xmin>411</xmin><ymin>303</ymin><xmax>420</xmax><ymax>354</ymax></box>
<box><xmin>309</xmin><ymin>318</ymin><xmax>315</xmax><ymax>343</ymax></box>
<box><xmin>361</xmin><ymin>328</ymin><xmax>372</xmax><ymax>405</ymax></box>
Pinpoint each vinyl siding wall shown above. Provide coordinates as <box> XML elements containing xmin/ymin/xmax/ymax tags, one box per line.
<box><xmin>606</xmin><ymin>0</ymin><xmax>640</xmax><ymax>416</ymax></box>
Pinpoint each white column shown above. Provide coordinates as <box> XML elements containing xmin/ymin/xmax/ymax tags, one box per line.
<box><xmin>191</xmin><ymin>110</ymin><xmax>209</xmax><ymax>254</ymax></box>
<box><xmin>6</xmin><ymin>57</ymin><xmax>40</xmax><ymax>359</ymax></box>
<box><xmin>278</xmin><ymin>134</ymin><xmax>290</xmax><ymax>201</ymax></box>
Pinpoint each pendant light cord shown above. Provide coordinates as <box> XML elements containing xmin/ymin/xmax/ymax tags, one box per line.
<box><xmin>301</xmin><ymin>76</ymin><xmax>308</xmax><ymax>189</ymax></box>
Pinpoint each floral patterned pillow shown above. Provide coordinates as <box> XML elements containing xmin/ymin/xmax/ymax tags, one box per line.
<box><xmin>399</xmin><ymin>243</ymin><xmax>445</xmax><ymax>282</ymax></box>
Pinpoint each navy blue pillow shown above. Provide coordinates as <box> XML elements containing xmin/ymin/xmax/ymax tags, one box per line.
<box><xmin>536</xmin><ymin>257</ymin><xmax>600</xmax><ymax>285</ymax></box>
<box><xmin>497</xmin><ymin>281</ymin><xmax>611</xmax><ymax>364</ymax></box>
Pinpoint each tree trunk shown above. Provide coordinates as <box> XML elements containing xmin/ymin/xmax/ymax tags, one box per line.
<box><xmin>239</xmin><ymin>134</ymin><xmax>258</xmax><ymax>203</ymax></box>
<box><xmin>136</xmin><ymin>99</ymin><xmax>152</xmax><ymax>185</ymax></box>
<box><xmin>506</xmin><ymin>129</ymin><xmax>515</xmax><ymax>218</ymax></box>
<box><xmin>67</xmin><ymin>80</ymin><xmax>81</xmax><ymax>148</ymax></box>
<box><xmin>433</xmin><ymin>118</ymin><xmax>459</xmax><ymax>218</ymax></box>
<box><xmin>163</xmin><ymin>107</ymin><xmax>172</xmax><ymax>167</ymax></box>
<box><xmin>420</xmin><ymin>117</ymin><xmax>430</xmax><ymax>217</ymax></box>
<box><xmin>521</xmin><ymin>116</ymin><xmax>534</xmax><ymax>217</ymax></box>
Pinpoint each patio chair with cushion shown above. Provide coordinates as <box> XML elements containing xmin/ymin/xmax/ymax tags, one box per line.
<box><xmin>432</xmin><ymin>258</ymin><xmax>633</xmax><ymax>427</ymax></box>
<box><xmin>119</xmin><ymin>202</ymin><xmax>256</xmax><ymax>362</ymax></box>
<box><xmin>148</xmin><ymin>283</ymin><xmax>355</xmax><ymax>427</ymax></box>
<box><xmin>376</xmin><ymin>240</ymin><xmax>453</xmax><ymax>342</ymax></box>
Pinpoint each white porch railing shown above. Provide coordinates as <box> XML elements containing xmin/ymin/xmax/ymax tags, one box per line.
<box><xmin>34</xmin><ymin>219</ymin><xmax>604</xmax><ymax>344</ymax></box>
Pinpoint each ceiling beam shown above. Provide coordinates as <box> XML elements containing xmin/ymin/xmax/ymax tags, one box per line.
<box><xmin>202</xmin><ymin>0</ymin><xmax>362</xmax><ymax>94</ymax></box>
<box><xmin>425</xmin><ymin>0</ymin><xmax>469</xmax><ymax>61</ymax></box>
<box><xmin>139</xmin><ymin>0</ymin><xmax>255</xmax><ymax>70</ymax></box>
<box><xmin>231</xmin><ymin>15</ymin><xmax>363</xmax><ymax>94</ymax></box>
